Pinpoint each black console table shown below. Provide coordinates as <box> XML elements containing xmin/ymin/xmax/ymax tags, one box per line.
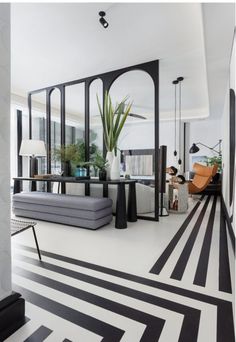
<box><xmin>13</xmin><ymin>177</ymin><xmax>137</xmax><ymax>229</ymax></box>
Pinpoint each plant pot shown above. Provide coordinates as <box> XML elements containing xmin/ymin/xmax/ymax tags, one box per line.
<box><xmin>99</xmin><ymin>169</ymin><xmax>107</xmax><ymax>181</ymax></box>
<box><xmin>212</xmin><ymin>172</ymin><xmax>221</xmax><ymax>184</ymax></box>
<box><xmin>106</xmin><ymin>151</ymin><xmax>114</xmax><ymax>180</ymax></box>
<box><xmin>110</xmin><ymin>153</ymin><xmax>120</xmax><ymax>180</ymax></box>
<box><xmin>63</xmin><ymin>160</ymin><xmax>72</xmax><ymax>177</ymax></box>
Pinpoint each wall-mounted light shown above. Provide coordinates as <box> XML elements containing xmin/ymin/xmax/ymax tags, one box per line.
<box><xmin>189</xmin><ymin>140</ymin><xmax>222</xmax><ymax>155</ymax></box>
<box><xmin>99</xmin><ymin>11</ymin><xmax>109</xmax><ymax>28</ymax></box>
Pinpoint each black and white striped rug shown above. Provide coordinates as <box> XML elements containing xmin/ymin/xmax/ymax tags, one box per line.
<box><xmin>6</xmin><ymin>195</ymin><xmax>235</xmax><ymax>342</ymax></box>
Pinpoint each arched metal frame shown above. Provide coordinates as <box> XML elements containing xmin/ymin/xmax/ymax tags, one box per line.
<box><xmin>28</xmin><ymin>60</ymin><xmax>159</xmax><ymax>221</ymax></box>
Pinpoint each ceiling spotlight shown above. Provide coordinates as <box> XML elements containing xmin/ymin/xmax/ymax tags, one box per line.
<box><xmin>99</xmin><ymin>11</ymin><xmax>109</xmax><ymax>28</ymax></box>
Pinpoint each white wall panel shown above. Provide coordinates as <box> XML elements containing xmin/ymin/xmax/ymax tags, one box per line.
<box><xmin>0</xmin><ymin>4</ymin><xmax>11</xmax><ymax>301</ymax></box>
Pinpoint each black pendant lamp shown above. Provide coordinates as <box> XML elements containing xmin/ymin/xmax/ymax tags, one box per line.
<box><xmin>172</xmin><ymin>79</ymin><xmax>179</xmax><ymax>158</ymax></box>
<box><xmin>177</xmin><ymin>76</ymin><xmax>184</xmax><ymax>165</ymax></box>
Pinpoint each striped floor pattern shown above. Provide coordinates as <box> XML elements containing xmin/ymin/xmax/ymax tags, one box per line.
<box><xmin>5</xmin><ymin>195</ymin><xmax>235</xmax><ymax>342</ymax></box>
<box><xmin>150</xmin><ymin>195</ymin><xmax>234</xmax><ymax>294</ymax></box>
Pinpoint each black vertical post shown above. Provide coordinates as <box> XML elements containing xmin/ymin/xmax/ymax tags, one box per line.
<box><xmin>229</xmin><ymin>89</ymin><xmax>235</xmax><ymax>206</ymax></box>
<box><xmin>16</xmin><ymin>109</ymin><xmax>23</xmax><ymax>177</ymax></box>
<box><xmin>102</xmin><ymin>78</ymin><xmax>110</xmax><ymax>158</ymax></box>
<box><xmin>60</xmin><ymin>86</ymin><xmax>66</xmax><ymax>194</ymax></box>
<box><xmin>46</xmin><ymin>89</ymin><xmax>52</xmax><ymax>192</ymax></box>
<box><xmin>28</xmin><ymin>93</ymin><xmax>36</xmax><ymax>190</ymax></box>
<box><xmin>159</xmin><ymin>145</ymin><xmax>167</xmax><ymax>217</ymax></box>
<box><xmin>154</xmin><ymin>61</ymin><xmax>159</xmax><ymax>221</ymax></box>
<box><xmin>60</xmin><ymin>86</ymin><xmax>66</xmax><ymax>147</ymax></box>
<box><xmin>28</xmin><ymin>93</ymin><xmax>32</xmax><ymax>139</ymax></box>
<box><xmin>85</xmin><ymin>81</ymin><xmax>90</xmax><ymax>196</ymax></box>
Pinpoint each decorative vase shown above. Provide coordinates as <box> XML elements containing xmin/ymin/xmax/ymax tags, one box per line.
<box><xmin>99</xmin><ymin>169</ymin><xmax>107</xmax><ymax>181</ymax></box>
<box><xmin>110</xmin><ymin>152</ymin><xmax>120</xmax><ymax>180</ymax></box>
<box><xmin>74</xmin><ymin>166</ymin><xmax>81</xmax><ymax>177</ymax></box>
<box><xmin>63</xmin><ymin>160</ymin><xmax>72</xmax><ymax>177</ymax></box>
<box><xmin>106</xmin><ymin>151</ymin><xmax>114</xmax><ymax>180</ymax></box>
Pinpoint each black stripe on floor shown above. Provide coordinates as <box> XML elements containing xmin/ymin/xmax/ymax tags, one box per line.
<box><xmin>16</xmin><ymin>244</ymin><xmax>235</xmax><ymax>342</ymax></box>
<box><xmin>219</xmin><ymin>212</ymin><xmax>232</xmax><ymax>293</ymax></box>
<box><xmin>193</xmin><ymin>195</ymin><xmax>217</xmax><ymax>287</ymax></box>
<box><xmin>171</xmin><ymin>196</ymin><xmax>211</xmax><ymax>281</ymax></box>
<box><xmin>13</xmin><ymin>254</ymin><xmax>199</xmax><ymax>342</ymax></box>
<box><xmin>13</xmin><ymin>284</ymin><xmax>125</xmax><ymax>342</ymax></box>
<box><xmin>149</xmin><ymin>196</ymin><xmax>204</xmax><ymax>275</ymax></box>
<box><xmin>24</xmin><ymin>325</ymin><xmax>52</xmax><ymax>342</ymax></box>
<box><xmin>13</xmin><ymin>266</ymin><xmax>166</xmax><ymax>342</ymax></box>
<box><xmin>221</xmin><ymin>197</ymin><xmax>235</xmax><ymax>255</ymax></box>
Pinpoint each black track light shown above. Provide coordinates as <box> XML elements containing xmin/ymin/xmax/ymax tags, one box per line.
<box><xmin>177</xmin><ymin>77</ymin><xmax>184</xmax><ymax>82</ymax></box>
<box><xmin>99</xmin><ymin>11</ymin><xmax>109</xmax><ymax>28</ymax></box>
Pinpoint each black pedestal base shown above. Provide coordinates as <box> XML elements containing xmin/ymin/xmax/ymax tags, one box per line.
<box><xmin>0</xmin><ymin>292</ymin><xmax>25</xmax><ymax>341</ymax></box>
<box><xmin>30</xmin><ymin>157</ymin><xmax>38</xmax><ymax>178</ymax></box>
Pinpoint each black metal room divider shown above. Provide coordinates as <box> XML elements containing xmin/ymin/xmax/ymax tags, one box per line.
<box><xmin>27</xmin><ymin>60</ymin><xmax>160</xmax><ymax>221</ymax></box>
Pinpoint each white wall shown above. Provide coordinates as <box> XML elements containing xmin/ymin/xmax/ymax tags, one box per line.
<box><xmin>0</xmin><ymin>4</ymin><xmax>11</xmax><ymax>301</ymax></box>
<box><xmin>93</xmin><ymin>118</ymin><xmax>222</xmax><ymax>174</ymax></box>
<box><xmin>221</xmin><ymin>30</ymin><xmax>235</xmax><ymax>231</ymax></box>
<box><xmin>189</xmin><ymin>117</ymin><xmax>222</xmax><ymax>169</ymax></box>
<box><xmin>93</xmin><ymin>120</ymin><xmax>177</xmax><ymax>168</ymax></box>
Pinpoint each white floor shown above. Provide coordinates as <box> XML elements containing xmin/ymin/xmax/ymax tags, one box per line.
<box><xmin>6</xmin><ymin>195</ymin><xmax>235</xmax><ymax>342</ymax></box>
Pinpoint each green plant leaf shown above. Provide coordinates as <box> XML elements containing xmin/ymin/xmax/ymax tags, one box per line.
<box><xmin>97</xmin><ymin>92</ymin><xmax>132</xmax><ymax>153</ymax></box>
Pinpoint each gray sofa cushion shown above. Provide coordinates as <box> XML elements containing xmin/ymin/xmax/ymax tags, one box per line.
<box><xmin>13</xmin><ymin>192</ymin><xmax>112</xmax><ymax>211</ymax></box>
<box><xmin>13</xmin><ymin>201</ymin><xmax>112</xmax><ymax>220</ymax></box>
<box><xmin>12</xmin><ymin>192</ymin><xmax>113</xmax><ymax>230</ymax></box>
<box><xmin>13</xmin><ymin>209</ymin><xmax>112</xmax><ymax>230</ymax></box>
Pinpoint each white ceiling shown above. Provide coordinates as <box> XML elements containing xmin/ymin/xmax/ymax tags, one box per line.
<box><xmin>11</xmin><ymin>3</ymin><xmax>235</xmax><ymax>121</ymax></box>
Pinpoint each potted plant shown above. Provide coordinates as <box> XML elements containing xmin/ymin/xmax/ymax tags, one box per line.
<box><xmin>97</xmin><ymin>91</ymin><xmax>132</xmax><ymax>179</ymax></box>
<box><xmin>92</xmin><ymin>152</ymin><xmax>108</xmax><ymax>181</ymax></box>
<box><xmin>206</xmin><ymin>155</ymin><xmax>222</xmax><ymax>183</ymax></box>
<box><xmin>53</xmin><ymin>144</ymin><xmax>81</xmax><ymax>176</ymax></box>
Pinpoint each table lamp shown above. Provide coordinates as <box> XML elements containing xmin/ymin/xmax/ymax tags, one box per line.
<box><xmin>19</xmin><ymin>139</ymin><xmax>47</xmax><ymax>177</ymax></box>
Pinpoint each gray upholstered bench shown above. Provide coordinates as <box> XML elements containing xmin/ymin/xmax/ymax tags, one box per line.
<box><xmin>12</xmin><ymin>192</ymin><xmax>113</xmax><ymax>230</ymax></box>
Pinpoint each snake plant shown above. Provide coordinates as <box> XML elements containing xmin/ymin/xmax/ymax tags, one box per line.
<box><xmin>97</xmin><ymin>91</ymin><xmax>132</xmax><ymax>156</ymax></box>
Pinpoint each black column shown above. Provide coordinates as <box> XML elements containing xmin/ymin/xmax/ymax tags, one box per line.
<box><xmin>16</xmin><ymin>110</ymin><xmax>23</xmax><ymax>177</ymax></box>
<box><xmin>159</xmin><ymin>145</ymin><xmax>167</xmax><ymax>216</ymax></box>
<box><xmin>115</xmin><ymin>183</ymin><xmax>127</xmax><ymax>229</ymax></box>
<box><xmin>127</xmin><ymin>182</ymin><xmax>137</xmax><ymax>222</ymax></box>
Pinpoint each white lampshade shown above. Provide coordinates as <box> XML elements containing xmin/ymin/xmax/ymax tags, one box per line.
<box><xmin>19</xmin><ymin>139</ymin><xmax>47</xmax><ymax>157</ymax></box>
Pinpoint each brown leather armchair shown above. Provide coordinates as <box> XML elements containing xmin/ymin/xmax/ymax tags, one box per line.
<box><xmin>188</xmin><ymin>163</ymin><xmax>218</xmax><ymax>194</ymax></box>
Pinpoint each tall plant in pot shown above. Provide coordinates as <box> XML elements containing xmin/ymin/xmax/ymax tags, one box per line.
<box><xmin>97</xmin><ymin>91</ymin><xmax>132</xmax><ymax>179</ymax></box>
<box><xmin>53</xmin><ymin>143</ymin><xmax>86</xmax><ymax>176</ymax></box>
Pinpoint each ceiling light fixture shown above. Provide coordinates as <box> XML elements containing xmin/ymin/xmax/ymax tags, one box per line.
<box><xmin>99</xmin><ymin>11</ymin><xmax>109</xmax><ymax>28</ymax></box>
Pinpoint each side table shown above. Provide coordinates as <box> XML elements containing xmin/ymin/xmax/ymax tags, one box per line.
<box><xmin>168</xmin><ymin>183</ymin><xmax>188</xmax><ymax>213</ymax></box>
